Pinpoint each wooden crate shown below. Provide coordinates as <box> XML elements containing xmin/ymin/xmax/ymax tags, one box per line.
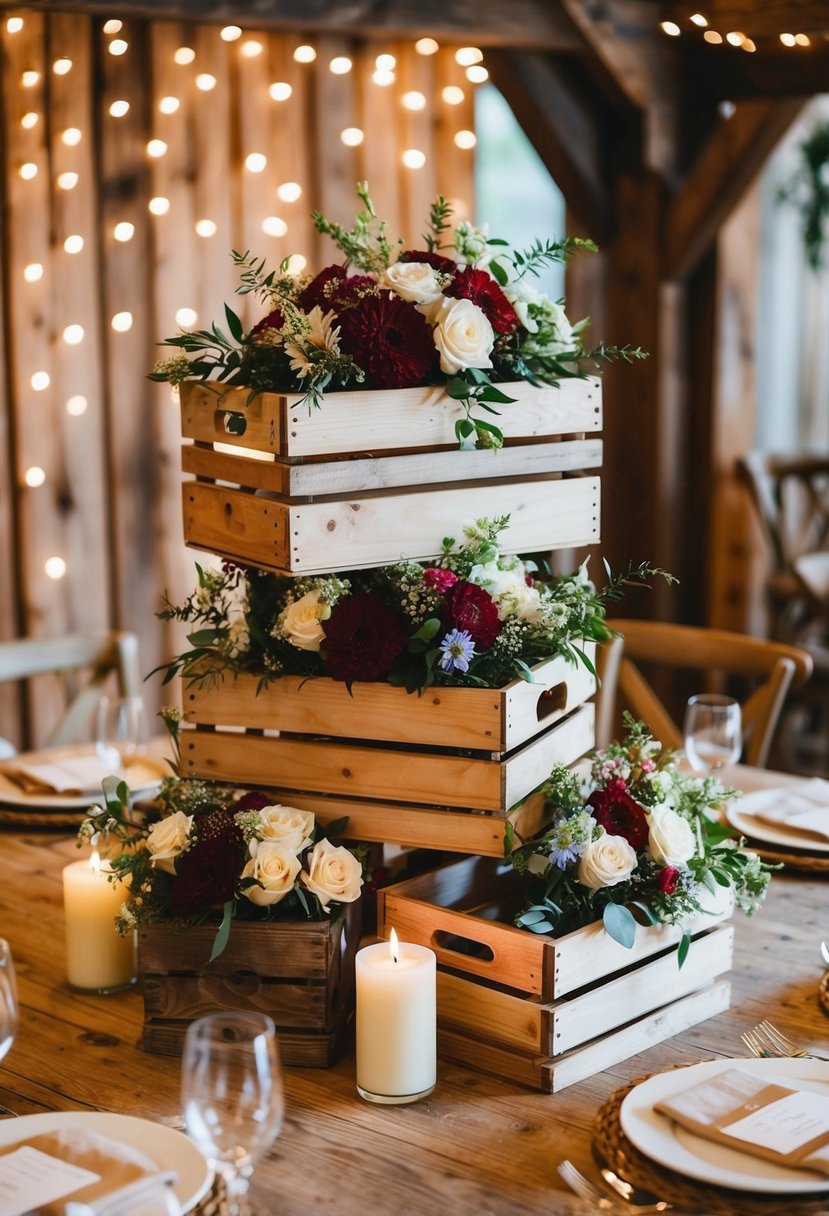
<box><xmin>180</xmin><ymin>650</ymin><xmax>596</xmax><ymax>855</ymax></box>
<box><xmin>137</xmin><ymin>906</ymin><xmax>358</xmax><ymax>1067</ymax></box>
<box><xmin>180</xmin><ymin>379</ymin><xmax>602</xmax><ymax>575</ymax></box>
<box><xmin>376</xmin><ymin>856</ymin><xmax>734</xmax><ymax>1092</ymax></box>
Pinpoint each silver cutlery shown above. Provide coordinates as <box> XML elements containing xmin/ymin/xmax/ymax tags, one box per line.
<box><xmin>741</xmin><ymin>1020</ymin><xmax>829</xmax><ymax>1061</ymax></box>
<box><xmin>557</xmin><ymin>1159</ymin><xmax>673</xmax><ymax>1213</ymax></box>
<box><xmin>820</xmin><ymin>940</ymin><xmax>829</xmax><ymax>968</ymax></box>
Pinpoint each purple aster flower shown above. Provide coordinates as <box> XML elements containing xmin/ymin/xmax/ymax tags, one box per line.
<box><xmin>439</xmin><ymin>628</ymin><xmax>476</xmax><ymax>673</ymax></box>
<box><xmin>550</xmin><ymin>843</ymin><xmax>580</xmax><ymax>870</ymax></box>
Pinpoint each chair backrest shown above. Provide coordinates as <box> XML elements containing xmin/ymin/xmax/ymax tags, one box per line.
<box><xmin>0</xmin><ymin>632</ymin><xmax>141</xmax><ymax>747</ymax></box>
<box><xmin>596</xmin><ymin>619</ymin><xmax>813</xmax><ymax>768</ymax></box>
<box><xmin>737</xmin><ymin>451</ymin><xmax>829</xmax><ymax>571</ymax></box>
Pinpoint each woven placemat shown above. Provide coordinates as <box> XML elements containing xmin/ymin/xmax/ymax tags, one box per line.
<box><xmin>592</xmin><ymin>1068</ymin><xmax>829</xmax><ymax>1216</ymax></box>
<box><xmin>820</xmin><ymin>972</ymin><xmax>829</xmax><ymax>1017</ymax></box>
<box><xmin>749</xmin><ymin>843</ymin><xmax>829</xmax><ymax>873</ymax></box>
<box><xmin>0</xmin><ymin>804</ymin><xmax>84</xmax><ymax>830</ymax></box>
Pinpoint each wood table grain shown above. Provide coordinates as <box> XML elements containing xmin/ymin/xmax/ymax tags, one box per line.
<box><xmin>0</xmin><ymin>766</ymin><xmax>827</xmax><ymax>1215</ymax></box>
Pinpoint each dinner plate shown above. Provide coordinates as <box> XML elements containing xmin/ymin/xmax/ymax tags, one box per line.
<box><xmin>0</xmin><ymin>1110</ymin><xmax>213</xmax><ymax>1212</ymax></box>
<box><xmin>620</xmin><ymin>1057</ymin><xmax>829</xmax><ymax>1194</ymax></box>
<box><xmin>725</xmin><ymin>788</ymin><xmax>829</xmax><ymax>855</ymax></box>
<box><xmin>0</xmin><ymin>755</ymin><xmax>167</xmax><ymax>812</ymax></box>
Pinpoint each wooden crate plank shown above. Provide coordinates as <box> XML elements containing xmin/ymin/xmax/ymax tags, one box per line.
<box><xmin>143</xmin><ymin>1018</ymin><xmax>348</xmax><ymax>1066</ymax></box>
<box><xmin>138</xmin><ymin>920</ymin><xmax>334</xmax><ymax>976</ymax></box>
<box><xmin>503</xmin><ymin>650</ymin><xmax>595</xmax><ymax>750</ymax></box>
<box><xmin>502</xmin><ymin>703</ymin><xmax>595</xmax><ymax>808</ymax></box>
<box><xmin>438</xmin><ymin>970</ymin><xmax>545</xmax><ymax>1055</ymax></box>
<box><xmin>142</xmin><ymin>974</ymin><xmax>333</xmax><ymax>1026</ymax></box>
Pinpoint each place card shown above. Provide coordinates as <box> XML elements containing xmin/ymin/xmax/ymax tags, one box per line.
<box><xmin>0</xmin><ymin>1145</ymin><xmax>100</xmax><ymax>1216</ymax></box>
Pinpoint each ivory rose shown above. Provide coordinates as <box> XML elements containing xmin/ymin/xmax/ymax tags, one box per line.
<box><xmin>468</xmin><ymin>558</ymin><xmax>541</xmax><ymax>622</ymax></box>
<box><xmin>241</xmin><ymin>841</ymin><xmax>301</xmax><ymax>907</ymax></box>
<box><xmin>577</xmin><ymin>832</ymin><xmax>638</xmax><ymax>890</ymax></box>
<box><xmin>648</xmin><ymin>804</ymin><xmax>696</xmax><ymax>867</ymax></box>
<box><xmin>278</xmin><ymin>589</ymin><xmax>331</xmax><ymax>652</ymax></box>
<box><xmin>301</xmin><ymin>838</ymin><xmax>363</xmax><ymax>912</ymax></box>
<box><xmin>432</xmin><ymin>297</ymin><xmax>494</xmax><ymax>375</ymax></box>
<box><xmin>146</xmin><ymin>810</ymin><xmax>193</xmax><ymax>874</ymax></box>
<box><xmin>382</xmin><ymin>261</ymin><xmax>445</xmax><ymax>308</ymax></box>
<box><xmin>254</xmin><ymin>805</ymin><xmax>315</xmax><ymax>853</ymax></box>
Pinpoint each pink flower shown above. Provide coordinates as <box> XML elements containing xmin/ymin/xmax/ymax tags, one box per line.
<box><xmin>423</xmin><ymin>568</ymin><xmax>458</xmax><ymax>592</ymax></box>
<box><xmin>658</xmin><ymin>866</ymin><xmax>680</xmax><ymax>895</ymax></box>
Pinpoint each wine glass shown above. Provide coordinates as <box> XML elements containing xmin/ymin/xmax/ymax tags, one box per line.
<box><xmin>683</xmin><ymin>693</ymin><xmax>742</xmax><ymax>775</ymax></box>
<box><xmin>95</xmin><ymin>695</ymin><xmax>147</xmax><ymax>772</ymax></box>
<box><xmin>0</xmin><ymin>939</ymin><xmax>19</xmax><ymax>1063</ymax></box>
<box><xmin>181</xmin><ymin>1012</ymin><xmax>284</xmax><ymax>1216</ymax></box>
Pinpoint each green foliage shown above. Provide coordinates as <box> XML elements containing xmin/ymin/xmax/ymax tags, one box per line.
<box><xmin>778</xmin><ymin>121</ymin><xmax>829</xmax><ymax>270</ymax></box>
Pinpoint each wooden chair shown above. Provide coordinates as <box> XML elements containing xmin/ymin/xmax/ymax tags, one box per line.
<box><xmin>595</xmin><ymin>619</ymin><xmax>813</xmax><ymax>768</ymax></box>
<box><xmin>0</xmin><ymin>632</ymin><xmax>141</xmax><ymax>748</ymax></box>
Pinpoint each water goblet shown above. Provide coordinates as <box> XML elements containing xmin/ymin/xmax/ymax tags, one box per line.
<box><xmin>683</xmin><ymin>693</ymin><xmax>742</xmax><ymax>775</ymax></box>
<box><xmin>95</xmin><ymin>695</ymin><xmax>147</xmax><ymax>773</ymax></box>
<box><xmin>0</xmin><ymin>938</ymin><xmax>19</xmax><ymax>1062</ymax></box>
<box><xmin>181</xmin><ymin>1012</ymin><xmax>284</xmax><ymax>1216</ymax></box>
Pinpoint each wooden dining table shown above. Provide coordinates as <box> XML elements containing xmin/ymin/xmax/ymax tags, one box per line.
<box><xmin>1</xmin><ymin>765</ymin><xmax>828</xmax><ymax>1216</ymax></box>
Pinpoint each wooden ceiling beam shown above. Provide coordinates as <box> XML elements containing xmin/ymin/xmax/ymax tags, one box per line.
<box><xmin>557</xmin><ymin>0</ymin><xmax>678</xmax><ymax>112</ymax></box>
<box><xmin>672</xmin><ymin>1</ymin><xmax>829</xmax><ymax>37</ymax></box>
<box><xmin>680</xmin><ymin>43</ymin><xmax>829</xmax><ymax>100</ymax></box>
<box><xmin>664</xmin><ymin>98</ymin><xmax>805</xmax><ymax>281</ymax></box>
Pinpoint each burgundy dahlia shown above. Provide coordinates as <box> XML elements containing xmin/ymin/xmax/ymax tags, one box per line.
<box><xmin>233</xmin><ymin>790</ymin><xmax>272</xmax><ymax>813</ymax></box>
<box><xmin>446</xmin><ymin>266</ymin><xmax>519</xmax><ymax>334</ymax></box>
<box><xmin>587</xmin><ymin>787</ymin><xmax>649</xmax><ymax>851</ymax></box>
<box><xmin>423</xmin><ymin>567</ymin><xmax>458</xmax><ymax>593</ymax></box>
<box><xmin>169</xmin><ymin>805</ymin><xmax>245</xmax><ymax>918</ymax></box>
<box><xmin>445</xmin><ymin>580</ymin><xmax>502</xmax><ymax>649</ymax></box>
<box><xmin>398</xmin><ymin>249</ymin><xmax>457</xmax><ymax>275</ymax></box>
<box><xmin>336</xmin><ymin>291</ymin><xmax>437</xmax><ymax>389</ymax></box>
<box><xmin>322</xmin><ymin>592</ymin><xmax>410</xmax><ymax>683</ymax></box>
<box><xmin>249</xmin><ymin>308</ymin><xmax>284</xmax><ymax>341</ymax></box>
<box><xmin>298</xmin><ymin>265</ymin><xmax>377</xmax><ymax>313</ymax></box>
<box><xmin>658</xmin><ymin>865</ymin><xmax>680</xmax><ymax>895</ymax></box>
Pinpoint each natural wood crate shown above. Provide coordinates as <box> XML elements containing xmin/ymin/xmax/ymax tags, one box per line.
<box><xmin>137</xmin><ymin>906</ymin><xmax>358</xmax><ymax>1067</ymax></box>
<box><xmin>376</xmin><ymin>856</ymin><xmax>734</xmax><ymax>1092</ymax></box>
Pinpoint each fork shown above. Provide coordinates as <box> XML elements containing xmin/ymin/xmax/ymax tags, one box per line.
<box><xmin>741</xmin><ymin>1020</ymin><xmax>829</xmax><ymax>1061</ymax></box>
<box><xmin>557</xmin><ymin>1159</ymin><xmax>673</xmax><ymax>1213</ymax></box>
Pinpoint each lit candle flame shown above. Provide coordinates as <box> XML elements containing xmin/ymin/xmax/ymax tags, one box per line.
<box><xmin>389</xmin><ymin>927</ymin><xmax>399</xmax><ymax>964</ymax></box>
<box><xmin>90</xmin><ymin>850</ymin><xmax>101</xmax><ymax>875</ymax></box>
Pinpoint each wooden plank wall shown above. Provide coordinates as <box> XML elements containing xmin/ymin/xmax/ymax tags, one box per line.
<box><xmin>0</xmin><ymin>10</ymin><xmax>475</xmax><ymax>747</ymax></box>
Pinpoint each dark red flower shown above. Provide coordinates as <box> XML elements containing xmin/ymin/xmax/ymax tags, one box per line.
<box><xmin>322</xmin><ymin>592</ymin><xmax>410</xmax><ymax>683</ymax></box>
<box><xmin>423</xmin><ymin>567</ymin><xmax>458</xmax><ymax>593</ymax></box>
<box><xmin>445</xmin><ymin>581</ymin><xmax>502</xmax><ymax>649</ymax></box>
<box><xmin>336</xmin><ymin>291</ymin><xmax>437</xmax><ymax>389</ymax></box>
<box><xmin>234</xmin><ymin>790</ymin><xmax>272</xmax><ymax>813</ymax></box>
<box><xmin>298</xmin><ymin>265</ymin><xmax>377</xmax><ymax>313</ymax></box>
<box><xmin>398</xmin><ymin>249</ymin><xmax>456</xmax><ymax>275</ymax></box>
<box><xmin>658</xmin><ymin>866</ymin><xmax>680</xmax><ymax>895</ymax></box>
<box><xmin>170</xmin><ymin>806</ymin><xmax>245</xmax><ymax>919</ymax></box>
<box><xmin>445</xmin><ymin>266</ymin><xmax>519</xmax><ymax>334</ymax></box>
<box><xmin>587</xmin><ymin>787</ymin><xmax>649</xmax><ymax>851</ymax></box>
<box><xmin>249</xmin><ymin>308</ymin><xmax>284</xmax><ymax>341</ymax></box>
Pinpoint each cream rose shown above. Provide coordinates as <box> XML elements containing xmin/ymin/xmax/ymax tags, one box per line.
<box><xmin>432</xmin><ymin>297</ymin><xmax>495</xmax><ymax>375</ymax></box>
<box><xmin>577</xmin><ymin>832</ymin><xmax>638</xmax><ymax>890</ymax></box>
<box><xmin>648</xmin><ymin>804</ymin><xmax>696</xmax><ymax>867</ymax></box>
<box><xmin>146</xmin><ymin>810</ymin><xmax>193</xmax><ymax>875</ymax></box>
<box><xmin>301</xmin><ymin>838</ymin><xmax>363</xmax><ymax>912</ymax></box>
<box><xmin>255</xmin><ymin>804</ymin><xmax>315</xmax><ymax>853</ymax></box>
<box><xmin>241</xmin><ymin>842</ymin><xmax>301</xmax><ymax>907</ymax></box>
<box><xmin>278</xmin><ymin>589</ymin><xmax>331</xmax><ymax>652</ymax></box>
<box><xmin>382</xmin><ymin>261</ymin><xmax>445</xmax><ymax>307</ymax></box>
<box><xmin>468</xmin><ymin>559</ymin><xmax>542</xmax><ymax>622</ymax></box>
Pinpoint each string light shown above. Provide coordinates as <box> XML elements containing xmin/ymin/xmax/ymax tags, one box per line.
<box><xmin>19</xmin><ymin>162</ymin><xmax>38</xmax><ymax>180</ymax></box>
<box><xmin>195</xmin><ymin>73</ymin><xmax>217</xmax><ymax>91</ymax></box>
<box><xmin>159</xmin><ymin>96</ymin><xmax>180</xmax><ymax>114</ymax></box>
<box><xmin>402</xmin><ymin>148</ymin><xmax>426</xmax><ymax>169</ymax></box>
<box><xmin>149</xmin><ymin>196</ymin><xmax>170</xmax><ymax>215</ymax></box>
<box><xmin>147</xmin><ymin>139</ymin><xmax>168</xmax><ymax>157</ymax></box>
<box><xmin>402</xmin><ymin>91</ymin><xmax>426</xmax><ymax>111</ymax></box>
<box><xmin>64</xmin><ymin>235</ymin><xmax>84</xmax><ymax>254</ymax></box>
<box><xmin>113</xmin><ymin>221</ymin><xmax>135</xmax><ymax>241</ymax></box>
<box><xmin>61</xmin><ymin>127</ymin><xmax>82</xmax><ymax>146</ymax></box>
<box><xmin>174</xmin><ymin>47</ymin><xmax>195</xmax><ymax>65</ymax></box>
<box><xmin>269</xmin><ymin>82</ymin><xmax>292</xmax><ymax>101</ymax></box>
<box><xmin>795</xmin><ymin>33</ymin><xmax>811</xmax><ymax>45</ymax></box>
<box><xmin>245</xmin><ymin>152</ymin><xmax>267</xmax><ymax>173</ymax></box>
<box><xmin>241</xmin><ymin>40</ymin><xmax>263</xmax><ymax>58</ymax></box>
<box><xmin>195</xmin><ymin>218</ymin><xmax>217</xmax><ymax>237</ymax></box>
<box><xmin>6</xmin><ymin>17</ymin><xmax>23</xmax><ymax>32</ymax></box>
<box><xmin>220</xmin><ymin>25</ymin><xmax>242</xmax><ymax>41</ymax></box>
<box><xmin>742</xmin><ymin>38</ymin><xmax>756</xmax><ymax>52</ymax></box>
<box><xmin>57</xmin><ymin>171</ymin><xmax>78</xmax><ymax>189</ymax></box>
<box><xmin>109</xmin><ymin>38</ymin><xmax>128</xmax><ymax>55</ymax></box>
<box><xmin>63</xmin><ymin>324</ymin><xmax>85</xmax><ymax>345</ymax></box>
<box><xmin>286</xmin><ymin>254</ymin><xmax>307</xmax><ymax>273</ymax></box>
<box><xmin>415</xmin><ymin>37</ymin><xmax>439</xmax><ymax>55</ymax></box>
<box><xmin>466</xmin><ymin>65</ymin><xmax>488</xmax><ymax>83</ymax></box>
<box><xmin>45</xmin><ymin>557</ymin><xmax>66</xmax><ymax>580</ymax></box>
<box><xmin>704</xmin><ymin>30</ymin><xmax>723</xmax><ymax>43</ymax></box>
<box><xmin>277</xmin><ymin>181</ymin><xmax>302</xmax><ymax>202</ymax></box>
<box><xmin>725</xmin><ymin>31</ymin><xmax>744</xmax><ymax>45</ymax></box>
<box><xmin>23</xmin><ymin>263</ymin><xmax>43</xmax><ymax>282</ymax></box>
<box><xmin>690</xmin><ymin>13</ymin><xmax>708</xmax><ymax>25</ymax></box>
<box><xmin>53</xmin><ymin>58</ymin><xmax>73</xmax><ymax>74</ymax></box>
<box><xmin>31</xmin><ymin>371</ymin><xmax>50</xmax><ymax>391</ymax></box>
<box><xmin>176</xmin><ymin>307</ymin><xmax>198</xmax><ymax>327</ymax></box>
<box><xmin>372</xmin><ymin>68</ymin><xmax>395</xmax><ymax>86</ymax></box>
<box><xmin>103</xmin><ymin>19</ymin><xmax>123</xmax><ymax>34</ymax></box>
<box><xmin>442</xmin><ymin>86</ymin><xmax>464</xmax><ymax>105</ymax></box>
<box><xmin>66</xmin><ymin>394</ymin><xmax>87</xmax><ymax>416</ymax></box>
<box><xmin>111</xmin><ymin>311</ymin><xmax>133</xmax><ymax>332</ymax></box>
<box><xmin>455</xmin><ymin>47</ymin><xmax>483</xmax><ymax>65</ymax></box>
<box><xmin>109</xmin><ymin>99</ymin><xmax>130</xmax><ymax>117</ymax></box>
<box><xmin>780</xmin><ymin>32</ymin><xmax>797</xmax><ymax>46</ymax></box>
<box><xmin>262</xmin><ymin>215</ymin><xmax>288</xmax><ymax>236</ymax></box>
<box><xmin>659</xmin><ymin>21</ymin><xmax>681</xmax><ymax>36</ymax></box>
<box><xmin>330</xmin><ymin>56</ymin><xmax>352</xmax><ymax>74</ymax></box>
<box><xmin>340</xmin><ymin>127</ymin><xmax>364</xmax><ymax>146</ymax></box>
<box><xmin>24</xmin><ymin>467</ymin><xmax>45</xmax><ymax>487</ymax></box>
<box><xmin>375</xmin><ymin>53</ymin><xmax>396</xmax><ymax>70</ymax></box>
<box><xmin>293</xmin><ymin>45</ymin><xmax>316</xmax><ymax>63</ymax></box>
<box><xmin>22</xmin><ymin>71</ymin><xmax>40</xmax><ymax>87</ymax></box>
<box><xmin>21</xmin><ymin>111</ymin><xmax>38</xmax><ymax>129</ymax></box>
<box><xmin>454</xmin><ymin>130</ymin><xmax>476</xmax><ymax>149</ymax></box>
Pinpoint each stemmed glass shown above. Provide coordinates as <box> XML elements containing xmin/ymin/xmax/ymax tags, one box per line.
<box><xmin>0</xmin><ymin>939</ymin><xmax>19</xmax><ymax>1063</ymax></box>
<box><xmin>683</xmin><ymin>694</ymin><xmax>742</xmax><ymax>775</ymax></box>
<box><xmin>95</xmin><ymin>695</ymin><xmax>147</xmax><ymax>773</ymax></box>
<box><xmin>181</xmin><ymin>1012</ymin><xmax>284</xmax><ymax>1216</ymax></box>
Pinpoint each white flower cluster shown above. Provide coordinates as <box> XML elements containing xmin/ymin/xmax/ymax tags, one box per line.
<box><xmin>576</xmin><ymin>803</ymin><xmax>697</xmax><ymax>891</ymax></box>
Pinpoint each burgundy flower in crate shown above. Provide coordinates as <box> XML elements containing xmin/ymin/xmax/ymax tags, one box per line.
<box><xmin>445</xmin><ymin>266</ymin><xmax>519</xmax><ymax>335</ymax></box>
<box><xmin>249</xmin><ymin>308</ymin><xmax>284</xmax><ymax>341</ymax></box>
<box><xmin>658</xmin><ymin>865</ymin><xmax>680</xmax><ymax>895</ymax></box>
<box><xmin>337</xmin><ymin>291</ymin><xmax>437</xmax><ymax>389</ymax></box>
<box><xmin>423</xmin><ymin>567</ymin><xmax>458</xmax><ymax>593</ymax></box>
<box><xmin>233</xmin><ymin>790</ymin><xmax>272</xmax><ymax>813</ymax></box>
<box><xmin>322</xmin><ymin>592</ymin><xmax>409</xmax><ymax>683</ymax></box>
<box><xmin>398</xmin><ymin>249</ymin><xmax>457</xmax><ymax>275</ymax></box>
<box><xmin>445</xmin><ymin>580</ymin><xmax>502</xmax><ymax>649</ymax></box>
<box><xmin>169</xmin><ymin>806</ymin><xmax>245</xmax><ymax>918</ymax></box>
<box><xmin>587</xmin><ymin>786</ymin><xmax>650</xmax><ymax>851</ymax></box>
<box><xmin>299</xmin><ymin>264</ymin><xmax>378</xmax><ymax>314</ymax></box>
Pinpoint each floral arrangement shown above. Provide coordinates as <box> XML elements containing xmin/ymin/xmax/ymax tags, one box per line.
<box><xmin>79</xmin><ymin>746</ymin><xmax>367</xmax><ymax>959</ymax></box>
<box><xmin>150</xmin><ymin>183</ymin><xmax>645</xmax><ymax>448</ymax></box>
<box><xmin>157</xmin><ymin>516</ymin><xmax>671</xmax><ymax>694</ymax></box>
<box><xmin>508</xmin><ymin>717</ymin><xmax>771</xmax><ymax>962</ymax></box>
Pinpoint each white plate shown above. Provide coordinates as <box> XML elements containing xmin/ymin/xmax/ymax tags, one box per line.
<box><xmin>0</xmin><ymin>1110</ymin><xmax>213</xmax><ymax>1212</ymax></box>
<box><xmin>0</xmin><ymin>755</ymin><xmax>167</xmax><ymax>811</ymax></box>
<box><xmin>620</xmin><ymin>1057</ymin><xmax>829</xmax><ymax>1194</ymax></box>
<box><xmin>725</xmin><ymin>789</ymin><xmax>829</xmax><ymax>855</ymax></box>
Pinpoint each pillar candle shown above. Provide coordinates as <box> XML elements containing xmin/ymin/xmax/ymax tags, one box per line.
<box><xmin>355</xmin><ymin>929</ymin><xmax>436</xmax><ymax>1104</ymax></box>
<box><xmin>62</xmin><ymin>854</ymin><xmax>136</xmax><ymax>993</ymax></box>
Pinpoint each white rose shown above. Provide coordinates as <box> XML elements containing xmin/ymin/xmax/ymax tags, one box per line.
<box><xmin>577</xmin><ymin>832</ymin><xmax>638</xmax><ymax>890</ymax></box>
<box><xmin>468</xmin><ymin>559</ymin><xmax>541</xmax><ymax>622</ymax></box>
<box><xmin>382</xmin><ymin>262</ymin><xmax>445</xmax><ymax>307</ymax></box>
<box><xmin>146</xmin><ymin>811</ymin><xmax>193</xmax><ymax>875</ymax></box>
<box><xmin>241</xmin><ymin>842</ymin><xmax>301</xmax><ymax>907</ymax></box>
<box><xmin>540</xmin><ymin>300</ymin><xmax>575</xmax><ymax>356</ymax></box>
<box><xmin>255</xmin><ymin>804</ymin><xmax>315</xmax><ymax>853</ymax></box>
<box><xmin>648</xmin><ymin>805</ymin><xmax>696</xmax><ymax>867</ymax></box>
<box><xmin>301</xmin><ymin>838</ymin><xmax>363</xmax><ymax>912</ymax></box>
<box><xmin>503</xmin><ymin>281</ymin><xmax>545</xmax><ymax>333</ymax></box>
<box><xmin>432</xmin><ymin>297</ymin><xmax>495</xmax><ymax>375</ymax></box>
<box><xmin>278</xmin><ymin>589</ymin><xmax>331</xmax><ymax>652</ymax></box>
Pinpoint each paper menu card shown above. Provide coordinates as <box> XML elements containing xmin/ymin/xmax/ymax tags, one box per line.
<box><xmin>655</xmin><ymin>1068</ymin><xmax>829</xmax><ymax>1175</ymax></box>
<box><xmin>739</xmin><ymin>779</ymin><xmax>829</xmax><ymax>843</ymax></box>
<box><xmin>0</xmin><ymin>751</ymin><xmax>117</xmax><ymax>796</ymax></box>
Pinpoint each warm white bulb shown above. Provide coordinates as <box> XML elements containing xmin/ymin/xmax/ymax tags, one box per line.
<box><xmin>66</xmin><ymin>394</ymin><xmax>88</xmax><ymax>416</ymax></box>
<box><xmin>23</xmin><ymin>263</ymin><xmax>43</xmax><ymax>282</ymax></box>
<box><xmin>660</xmin><ymin>20</ymin><xmax>682</xmax><ymax>36</ymax></box>
<box><xmin>262</xmin><ymin>215</ymin><xmax>288</xmax><ymax>236</ymax></box>
<box><xmin>277</xmin><ymin>181</ymin><xmax>302</xmax><ymax>202</ymax></box>
<box><xmin>22</xmin><ymin>70</ymin><xmax>40</xmax><ymax>87</ymax></box>
<box><xmin>442</xmin><ymin>85</ymin><xmax>464</xmax><ymax>105</ymax></box>
<box><xmin>103</xmin><ymin>19</ymin><xmax>122</xmax><ymax>34</ymax></box>
<box><xmin>158</xmin><ymin>95</ymin><xmax>180</xmax><ymax>114</ymax></box>
<box><xmin>779</xmin><ymin>32</ymin><xmax>796</xmax><ymax>45</ymax></box>
<box><xmin>45</xmin><ymin>556</ymin><xmax>67</xmax><ymax>580</ymax></box>
<box><xmin>704</xmin><ymin>29</ymin><xmax>723</xmax><ymax>43</ymax></box>
<box><xmin>455</xmin><ymin>46</ymin><xmax>483</xmax><ymax>65</ymax></box>
<box><xmin>690</xmin><ymin>13</ymin><xmax>708</xmax><ymax>26</ymax></box>
<box><xmin>31</xmin><ymin>371</ymin><xmax>51</xmax><ymax>391</ymax></box>
<box><xmin>415</xmin><ymin>37</ymin><xmax>439</xmax><ymax>55</ymax></box>
<box><xmin>176</xmin><ymin>307</ymin><xmax>198</xmax><ymax>327</ymax></box>
<box><xmin>402</xmin><ymin>91</ymin><xmax>426</xmax><ymax>111</ymax></box>
<box><xmin>372</xmin><ymin>68</ymin><xmax>395</xmax><ymax>86</ymax></box>
<box><xmin>465</xmin><ymin>65</ymin><xmax>488</xmax><ymax>83</ymax></box>
<box><xmin>340</xmin><ymin>127</ymin><xmax>364</xmax><ymax>147</ymax></box>
<box><xmin>21</xmin><ymin>111</ymin><xmax>39</xmax><ymax>129</ymax></box>
<box><xmin>286</xmin><ymin>253</ymin><xmax>307</xmax><ymax>274</ymax></box>
<box><xmin>149</xmin><ymin>196</ymin><xmax>170</xmax><ymax>215</ymax></box>
<box><xmin>402</xmin><ymin>148</ymin><xmax>426</xmax><ymax>169</ymax></box>
<box><xmin>146</xmin><ymin>139</ymin><xmax>167</xmax><ymax>157</ymax></box>
<box><xmin>220</xmin><ymin>25</ymin><xmax>242</xmax><ymax>41</ymax></box>
<box><xmin>24</xmin><ymin>466</ymin><xmax>45</xmax><ymax>487</ymax></box>
<box><xmin>195</xmin><ymin>73</ymin><xmax>217</xmax><ymax>91</ymax></box>
<box><xmin>57</xmin><ymin>171</ymin><xmax>79</xmax><ymax>190</ymax></box>
<box><xmin>795</xmin><ymin>32</ymin><xmax>811</xmax><ymax>45</ymax></box>
<box><xmin>63</xmin><ymin>324</ymin><xmax>85</xmax><ymax>345</ymax></box>
<box><xmin>6</xmin><ymin>17</ymin><xmax>23</xmax><ymax>33</ymax></box>
<box><xmin>108</xmin><ymin>38</ymin><xmax>128</xmax><ymax>55</ymax></box>
<box><xmin>293</xmin><ymin>44</ymin><xmax>316</xmax><ymax>63</ymax></box>
<box><xmin>742</xmin><ymin>37</ymin><xmax>757</xmax><ymax>52</ymax></box>
<box><xmin>269</xmin><ymin>81</ymin><xmax>292</xmax><ymax>101</ymax></box>
<box><xmin>241</xmin><ymin>39</ymin><xmax>263</xmax><ymax>58</ymax></box>
<box><xmin>725</xmin><ymin>30</ymin><xmax>744</xmax><ymax>45</ymax></box>
<box><xmin>195</xmin><ymin>218</ymin><xmax>217</xmax><ymax>237</ymax></box>
<box><xmin>174</xmin><ymin>46</ymin><xmax>195</xmax><ymax>65</ymax></box>
<box><xmin>113</xmin><ymin>221</ymin><xmax>134</xmax><ymax>241</ymax></box>
<box><xmin>53</xmin><ymin>57</ymin><xmax>73</xmax><ymax>75</ymax></box>
<box><xmin>64</xmin><ymin>235</ymin><xmax>84</xmax><ymax>254</ymax></box>
<box><xmin>375</xmin><ymin>53</ymin><xmax>396</xmax><ymax>70</ymax></box>
<box><xmin>330</xmin><ymin>56</ymin><xmax>352</xmax><ymax>74</ymax></box>
<box><xmin>19</xmin><ymin>162</ymin><xmax>38</xmax><ymax>180</ymax></box>
<box><xmin>454</xmin><ymin>129</ymin><xmax>476</xmax><ymax>149</ymax></box>
<box><xmin>61</xmin><ymin>126</ymin><xmax>82</xmax><ymax>145</ymax></box>
<box><xmin>111</xmin><ymin>311</ymin><xmax>133</xmax><ymax>332</ymax></box>
<box><xmin>245</xmin><ymin>152</ymin><xmax>267</xmax><ymax>173</ymax></box>
<box><xmin>109</xmin><ymin>99</ymin><xmax>130</xmax><ymax>117</ymax></box>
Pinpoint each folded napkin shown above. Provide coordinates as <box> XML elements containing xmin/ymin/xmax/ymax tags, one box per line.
<box><xmin>655</xmin><ymin>1067</ymin><xmax>829</xmax><ymax>1176</ymax></box>
<box><xmin>0</xmin><ymin>751</ymin><xmax>118</xmax><ymax>796</ymax></box>
<box><xmin>742</xmin><ymin>779</ymin><xmax>829</xmax><ymax>844</ymax></box>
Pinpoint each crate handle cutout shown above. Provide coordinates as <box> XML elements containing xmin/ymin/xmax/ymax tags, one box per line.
<box><xmin>220</xmin><ymin>409</ymin><xmax>247</xmax><ymax>436</ymax></box>
<box><xmin>432</xmin><ymin>929</ymin><xmax>495</xmax><ymax>963</ymax></box>
<box><xmin>228</xmin><ymin>970</ymin><xmax>263</xmax><ymax>994</ymax></box>
<box><xmin>536</xmin><ymin>681</ymin><xmax>568</xmax><ymax>722</ymax></box>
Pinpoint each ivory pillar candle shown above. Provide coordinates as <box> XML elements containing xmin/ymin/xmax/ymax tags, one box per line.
<box><xmin>355</xmin><ymin>929</ymin><xmax>436</xmax><ymax>1104</ymax></box>
<box><xmin>62</xmin><ymin>854</ymin><xmax>136</xmax><ymax>993</ymax></box>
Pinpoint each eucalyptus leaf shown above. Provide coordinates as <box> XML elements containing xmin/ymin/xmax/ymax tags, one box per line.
<box><xmin>677</xmin><ymin>932</ymin><xmax>691</xmax><ymax>969</ymax></box>
<box><xmin>602</xmin><ymin>902</ymin><xmax>636</xmax><ymax>949</ymax></box>
<box><xmin>209</xmin><ymin>900</ymin><xmax>234</xmax><ymax>961</ymax></box>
